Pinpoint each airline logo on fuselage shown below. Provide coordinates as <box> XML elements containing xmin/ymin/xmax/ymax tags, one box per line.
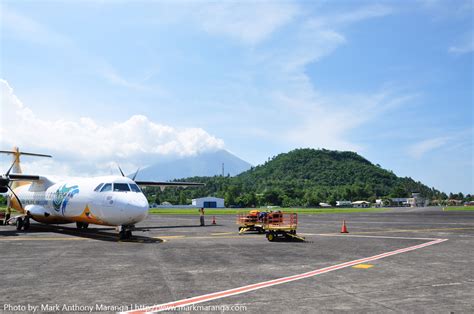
<box><xmin>52</xmin><ymin>184</ymin><xmax>79</xmax><ymax>215</ymax></box>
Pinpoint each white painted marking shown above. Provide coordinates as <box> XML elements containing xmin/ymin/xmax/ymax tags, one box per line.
<box><xmin>304</xmin><ymin>234</ymin><xmax>439</xmax><ymax>241</ymax></box>
<box><xmin>300</xmin><ymin>220</ymin><xmax>474</xmax><ymax>226</ymax></box>
<box><xmin>124</xmin><ymin>238</ymin><xmax>447</xmax><ymax>313</ymax></box>
<box><xmin>431</xmin><ymin>282</ymin><xmax>462</xmax><ymax>287</ymax></box>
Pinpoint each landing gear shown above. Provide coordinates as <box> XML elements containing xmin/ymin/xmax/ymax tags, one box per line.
<box><xmin>23</xmin><ymin>217</ymin><xmax>30</xmax><ymax>230</ymax></box>
<box><xmin>15</xmin><ymin>216</ymin><xmax>30</xmax><ymax>231</ymax></box>
<box><xmin>118</xmin><ymin>225</ymin><xmax>134</xmax><ymax>240</ymax></box>
<box><xmin>3</xmin><ymin>212</ymin><xmax>10</xmax><ymax>225</ymax></box>
<box><xmin>76</xmin><ymin>222</ymin><xmax>89</xmax><ymax>229</ymax></box>
<box><xmin>16</xmin><ymin>217</ymin><xmax>23</xmax><ymax>231</ymax></box>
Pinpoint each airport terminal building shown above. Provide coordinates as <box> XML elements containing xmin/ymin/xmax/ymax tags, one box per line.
<box><xmin>192</xmin><ymin>197</ymin><xmax>225</xmax><ymax>208</ymax></box>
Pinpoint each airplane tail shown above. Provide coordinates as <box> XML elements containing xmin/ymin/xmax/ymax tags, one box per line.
<box><xmin>0</xmin><ymin>147</ymin><xmax>52</xmax><ymax>214</ymax></box>
<box><xmin>0</xmin><ymin>147</ymin><xmax>52</xmax><ymax>189</ymax></box>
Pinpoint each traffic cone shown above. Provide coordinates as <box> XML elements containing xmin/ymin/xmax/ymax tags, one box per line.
<box><xmin>340</xmin><ymin>220</ymin><xmax>349</xmax><ymax>233</ymax></box>
<box><xmin>212</xmin><ymin>216</ymin><xmax>216</xmax><ymax>225</ymax></box>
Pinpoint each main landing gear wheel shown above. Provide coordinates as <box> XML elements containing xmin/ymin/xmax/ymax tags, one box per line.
<box><xmin>16</xmin><ymin>217</ymin><xmax>23</xmax><ymax>231</ymax></box>
<box><xmin>23</xmin><ymin>217</ymin><xmax>30</xmax><ymax>230</ymax></box>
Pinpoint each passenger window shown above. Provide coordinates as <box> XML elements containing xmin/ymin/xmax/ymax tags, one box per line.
<box><xmin>100</xmin><ymin>183</ymin><xmax>112</xmax><ymax>192</ymax></box>
<box><xmin>94</xmin><ymin>183</ymin><xmax>104</xmax><ymax>192</ymax></box>
<box><xmin>113</xmin><ymin>183</ymin><xmax>130</xmax><ymax>192</ymax></box>
<box><xmin>129</xmin><ymin>184</ymin><xmax>141</xmax><ymax>193</ymax></box>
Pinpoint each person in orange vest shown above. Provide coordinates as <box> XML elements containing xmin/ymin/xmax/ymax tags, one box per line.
<box><xmin>199</xmin><ymin>207</ymin><xmax>205</xmax><ymax>226</ymax></box>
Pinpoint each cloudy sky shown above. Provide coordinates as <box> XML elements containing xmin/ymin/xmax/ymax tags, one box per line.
<box><xmin>0</xmin><ymin>1</ymin><xmax>472</xmax><ymax>194</ymax></box>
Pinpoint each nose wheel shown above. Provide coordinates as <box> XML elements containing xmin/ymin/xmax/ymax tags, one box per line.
<box><xmin>76</xmin><ymin>222</ymin><xmax>89</xmax><ymax>229</ymax></box>
<box><xmin>118</xmin><ymin>225</ymin><xmax>134</xmax><ymax>240</ymax></box>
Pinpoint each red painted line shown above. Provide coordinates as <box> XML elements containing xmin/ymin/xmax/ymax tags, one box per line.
<box><xmin>125</xmin><ymin>238</ymin><xmax>447</xmax><ymax>314</ymax></box>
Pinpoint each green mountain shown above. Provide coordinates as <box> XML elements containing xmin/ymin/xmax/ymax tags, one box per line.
<box><xmin>145</xmin><ymin>148</ymin><xmax>444</xmax><ymax>207</ymax></box>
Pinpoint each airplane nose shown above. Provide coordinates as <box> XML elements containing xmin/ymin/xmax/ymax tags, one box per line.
<box><xmin>115</xmin><ymin>194</ymin><xmax>149</xmax><ymax>224</ymax></box>
<box><xmin>127</xmin><ymin>198</ymin><xmax>149</xmax><ymax>223</ymax></box>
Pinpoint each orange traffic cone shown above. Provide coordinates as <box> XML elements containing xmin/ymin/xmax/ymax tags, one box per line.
<box><xmin>340</xmin><ymin>220</ymin><xmax>349</xmax><ymax>233</ymax></box>
<box><xmin>212</xmin><ymin>216</ymin><xmax>216</xmax><ymax>225</ymax></box>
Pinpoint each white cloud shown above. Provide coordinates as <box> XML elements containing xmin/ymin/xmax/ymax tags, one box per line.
<box><xmin>0</xmin><ymin>79</ymin><xmax>224</xmax><ymax>176</ymax></box>
<box><xmin>194</xmin><ymin>2</ymin><xmax>299</xmax><ymax>45</ymax></box>
<box><xmin>407</xmin><ymin>136</ymin><xmax>450</xmax><ymax>159</ymax></box>
<box><xmin>0</xmin><ymin>5</ymin><xmax>72</xmax><ymax>46</ymax></box>
<box><xmin>237</xmin><ymin>4</ymin><xmax>405</xmax><ymax>152</ymax></box>
<box><xmin>100</xmin><ymin>66</ymin><xmax>151</xmax><ymax>91</ymax></box>
<box><xmin>281</xmin><ymin>90</ymin><xmax>418</xmax><ymax>152</ymax></box>
<box><xmin>449</xmin><ymin>33</ymin><xmax>474</xmax><ymax>55</ymax></box>
<box><xmin>309</xmin><ymin>4</ymin><xmax>393</xmax><ymax>28</ymax></box>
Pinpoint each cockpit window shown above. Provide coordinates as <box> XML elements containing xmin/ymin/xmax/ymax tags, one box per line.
<box><xmin>100</xmin><ymin>183</ymin><xmax>112</xmax><ymax>192</ymax></box>
<box><xmin>129</xmin><ymin>183</ymin><xmax>141</xmax><ymax>193</ymax></box>
<box><xmin>113</xmin><ymin>183</ymin><xmax>130</xmax><ymax>192</ymax></box>
<box><xmin>94</xmin><ymin>183</ymin><xmax>104</xmax><ymax>192</ymax></box>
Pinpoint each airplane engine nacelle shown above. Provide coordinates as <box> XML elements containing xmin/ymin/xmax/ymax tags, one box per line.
<box><xmin>25</xmin><ymin>205</ymin><xmax>51</xmax><ymax>217</ymax></box>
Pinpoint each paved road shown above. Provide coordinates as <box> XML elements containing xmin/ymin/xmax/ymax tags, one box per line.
<box><xmin>0</xmin><ymin>208</ymin><xmax>473</xmax><ymax>313</ymax></box>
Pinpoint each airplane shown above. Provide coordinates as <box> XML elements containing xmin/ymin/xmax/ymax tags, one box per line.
<box><xmin>0</xmin><ymin>147</ymin><xmax>204</xmax><ymax>240</ymax></box>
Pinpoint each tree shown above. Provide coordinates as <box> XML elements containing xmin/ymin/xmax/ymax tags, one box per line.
<box><xmin>263</xmin><ymin>190</ymin><xmax>282</xmax><ymax>206</ymax></box>
<box><xmin>0</xmin><ymin>195</ymin><xmax>6</xmax><ymax>206</ymax></box>
<box><xmin>179</xmin><ymin>191</ymin><xmax>187</xmax><ymax>205</ymax></box>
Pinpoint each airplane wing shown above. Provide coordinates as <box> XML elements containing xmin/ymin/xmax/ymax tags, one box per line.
<box><xmin>135</xmin><ymin>181</ymin><xmax>204</xmax><ymax>188</ymax></box>
<box><xmin>5</xmin><ymin>174</ymin><xmax>55</xmax><ymax>192</ymax></box>
<box><xmin>7</xmin><ymin>174</ymin><xmax>41</xmax><ymax>181</ymax></box>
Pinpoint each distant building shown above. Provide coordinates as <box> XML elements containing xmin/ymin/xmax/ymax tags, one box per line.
<box><xmin>390</xmin><ymin>198</ymin><xmax>409</xmax><ymax>207</ymax></box>
<box><xmin>407</xmin><ymin>193</ymin><xmax>427</xmax><ymax>207</ymax></box>
<box><xmin>391</xmin><ymin>193</ymin><xmax>427</xmax><ymax>207</ymax></box>
<box><xmin>352</xmin><ymin>201</ymin><xmax>370</xmax><ymax>208</ymax></box>
<box><xmin>336</xmin><ymin>200</ymin><xmax>352</xmax><ymax>207</ymax></box>
<box><xmin>447</xmin><ymin>199</ymin><xmax>463</xmax><ymax>206</ymax></box>
<box><xmin>192</xmin><ymin>197</ymin><xmax>225</xmax><ymax>208</ymax></box>
<box><xmin>319</xmin><ymin>202</ymin><xmax>331</xmax><ymax>207</ymax></box>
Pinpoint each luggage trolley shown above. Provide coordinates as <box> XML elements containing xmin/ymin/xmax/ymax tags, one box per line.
<box><xmin>236</xmin><ymin>210</ymin><xmax>265</xmax><ymax>234</ymax></box>
<box><xmin>263</xmin><ymin>212</ymin><xmax>305</xmax><ymax>242</ymax></box>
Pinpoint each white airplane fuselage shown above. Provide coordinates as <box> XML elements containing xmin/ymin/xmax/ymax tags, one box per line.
<box><xmin>10</xmin><ymin>175</ymin><xmax>149</xmax><ymax>227</ymax></box>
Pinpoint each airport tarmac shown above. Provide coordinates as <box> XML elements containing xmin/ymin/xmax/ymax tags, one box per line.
<box><xmin>1</xmin><ymin>207</ymin><xmax>473</xmax><ymax>313</ymax></box>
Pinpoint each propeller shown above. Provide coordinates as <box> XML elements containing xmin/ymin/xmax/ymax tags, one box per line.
<box><xmin>0</xmin><ymin>148</ymin><xmax>52</xmax><ymax>211</ymax></box>
<box><xmin>116</xmin><ymin>164</ymin><xmax>140</xmax><ymax>181</ymax></box>
<box><xmin>0</xmin><ymin>161</ymin><xmax>23</xmax><ymax>210</ymax></box>
<box><xmin>132</xmin><ymin>168</ymin><xmax>140</xmax><ymax>181</ymax></box>
<box><xmin>117</xmin><ymin>164</ymin><xmax>125</xmax><ymax>177</ymax></box>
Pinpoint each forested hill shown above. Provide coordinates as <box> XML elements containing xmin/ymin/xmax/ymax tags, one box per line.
<box><xmin>146</xmin><ymin>148</ymin><xmax>444</xmax><ymax>207</ymax></box>
<box><xmin>239</xmin><ymin>149</ymin><xmax>395</xmax><ymax>188</ymax></box>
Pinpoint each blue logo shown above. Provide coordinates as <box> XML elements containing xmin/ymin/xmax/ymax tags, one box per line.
<box><xmin>53</xmin><ymin>184</ymin><xmax>79</xmax><ymax>215</ymax></box>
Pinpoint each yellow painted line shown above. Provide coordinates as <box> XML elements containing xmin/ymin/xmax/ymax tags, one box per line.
<box><xmin>0</xmin><ymin>237</ymin><xmax>89</xmax><ymax>241</ymax></box>
<box><xmin>211</xmin><ymin>232</ymin><xmax>235</xmax><ymax>236</ymax></box>
<box><xmin>320</xmin><ymin>227</ymin><xmax>474</xmax><ymax>236</ymax></box>
<box><xmin>352</xmin><ymin>264</ymin><xmax>374</xmax><ymax>269</ymax></box>
<box><xmin>155</xmin><ymin>235</ymin><xmax>186</xmax><ymax>239</ymax></box>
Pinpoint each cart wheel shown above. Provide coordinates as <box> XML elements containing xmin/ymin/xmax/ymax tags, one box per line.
<box><xmin>267</xmin><ymin>232</ymin><xmax>275</xmax><ymax>242</ymax></box>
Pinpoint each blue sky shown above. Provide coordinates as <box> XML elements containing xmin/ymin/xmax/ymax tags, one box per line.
<box><xmin>0</xmin><ymin>0</ymin><xmax>472</xmax><ymax>194</ymax></box>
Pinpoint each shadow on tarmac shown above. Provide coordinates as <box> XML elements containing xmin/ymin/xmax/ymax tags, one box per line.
<box><xmin>0</xmin><ymin>224</ymin><xmax>163</xmax><ymax>243</ymax></box>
